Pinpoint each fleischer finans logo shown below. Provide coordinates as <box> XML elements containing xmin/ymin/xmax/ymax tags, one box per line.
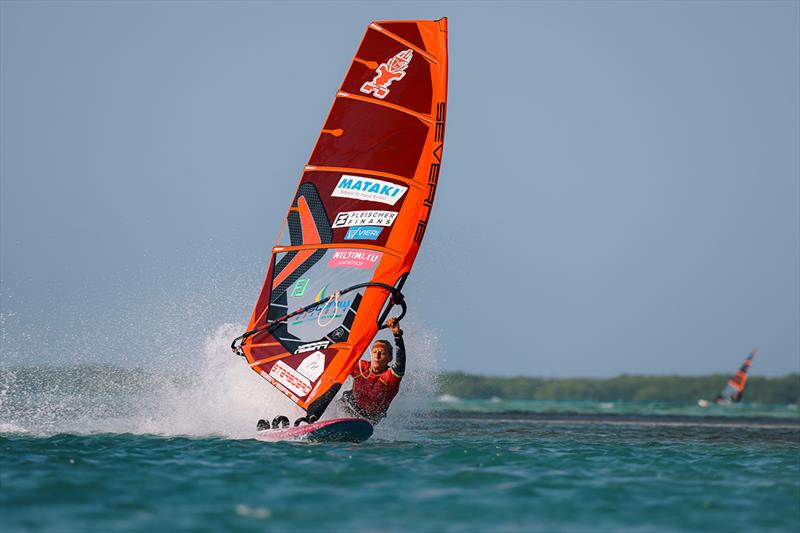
<box><xmin>360</xmin><ymin>49</ymin><xmax>413</xmax><ymax>99</ymax></box>
<box><xmin>332</xmin><ymin>210</ymin><xmax>398</xmax><ymax>228</ymax></box>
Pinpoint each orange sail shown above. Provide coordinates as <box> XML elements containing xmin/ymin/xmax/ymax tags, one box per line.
<box><xmin>232</xmin><ymin>19</ymin><xmax>448</xmax><ymax>421</ymax></box>
<box><xmin>715</xmin><ymin>349</ymin><xmax>757</xmax><ymax>404</ymax></box>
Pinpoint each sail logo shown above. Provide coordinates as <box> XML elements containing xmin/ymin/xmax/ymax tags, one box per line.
<box><xmin>332</xmin><ymin>175</ymin><xmax>407</xmax><ymax>206</ymax></box>
<box><xmin>294</xmin><ymin>340</ymin><xmax>330</xmax><ymax>354</ymax></box>
<box><xmin>297</xmin><ymin>351</ymin><xmax>326</xmax><ymax>382</ymax></box>
<box><xmin>269</xmin><ymin>360</ymin><xmax>312</xmax><ymax>397</ymax></box>
<box><xmin>329</xmin><ymin>326</ymin><xmax>346</xmax><ymax>341</ymax></box>
<box><xmin>290</xmin><ymin>278</ymin><xmax>310</xmax><ymax>298</ymax></box>
<box><xmin>345</xmin><ymin>226</ymin><xmax>382</xmax><ymax>241</ymax></box>
<box><xmin>360</xmin><ymin>49</ymin><xmax>413</xmax><ymax>99</ymax></box>
<box><xmin>290</xmin><ymin>299</ymin><xmax>352</xmax><ymax>325</ymax></box>
<box><xmin>328</xmin><ymin>249</ymin><xmax>382</xmax><ymax>269</ymax></box>
<box><xmin>332</xmin><ymin>210</ymin><xmax>398</xmax><ymax>228</ymax></box>
<box><xmin>414</xmin><ymin>102</ymin><xmax>446</xmax><ymax>244</ymax></box>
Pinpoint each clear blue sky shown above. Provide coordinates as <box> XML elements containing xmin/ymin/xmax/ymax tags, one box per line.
<box><xmin>1</xmin><ymin>1</ymin><xmax>798</xmax><ymax>377</ymax></box>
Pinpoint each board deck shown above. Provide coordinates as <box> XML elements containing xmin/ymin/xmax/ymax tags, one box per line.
<box><xmin>255</xmin><ymin>417</ymin><xmax>373</xmax><ymax>443</ymax></box>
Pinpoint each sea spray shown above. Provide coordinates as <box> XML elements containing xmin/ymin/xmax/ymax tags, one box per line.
<box><xmin>375</xmin><ymin>325</ymin><xmax>441</xmax><ymax>438</ymax></box>
<box><xmin>0</xmin><ymin>324</ymin><xmax>298</xmax><ymax>438</ymax></box>
<box><xmin>130</xmin><ymin>323</ymin><xmax>306</xmax><ymax>438</ymax></box>
<box><xmin>0</xmin><ymin>321</ymin><xmax>444</xmax><ymax>438</ymax></box>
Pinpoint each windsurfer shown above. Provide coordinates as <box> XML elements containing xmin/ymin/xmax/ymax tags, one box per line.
<box><xmin>341</xmin><ymin>317</ymin><xmax>405</xmax><ymax>424</ymax></box>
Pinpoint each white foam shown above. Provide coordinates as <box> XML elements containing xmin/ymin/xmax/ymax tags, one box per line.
<box><xmin>0</xmin><ymin>322</ymin><xmax>441</xmax><ymax>440</ymax></box>
<box><xmin>437</xmin><ymin>394</ymin><xmax>461</xmax><ymax>403</ymax></box>
<box><xmin>128</xmin><ymin>323</ymin><xmax>304</xmax><ymax>438</ymax></box>
<box><xmin>0</xmin><ymin>422</ymin><xmax>29</xmax><ymax>434</ymax></box>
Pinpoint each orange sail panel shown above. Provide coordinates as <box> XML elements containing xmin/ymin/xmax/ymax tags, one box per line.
<box><xmin>238</xmin><ymin>19</ymin><xmax>448</xmax><ymax>419</ymax></box>
<box><xmin>715</xmin><ymin>349</ymin><xmax>756</xmax><ymax>403</ymax></box>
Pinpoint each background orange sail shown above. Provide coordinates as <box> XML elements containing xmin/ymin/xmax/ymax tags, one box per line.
<box><xmin>232</xmin><ymin>19</ymin><xmax>448</xmax><ymax>420</ymax></box>
<box><xmin>715</xmin><ymin>349</ymin><xmax>757</xmax><ymax>404</ymax></box>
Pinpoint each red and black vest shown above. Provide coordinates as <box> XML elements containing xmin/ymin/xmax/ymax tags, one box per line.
<box><xmin>349</xmin><ymin>360</ymin><xmax>402</xmax><ymax>415</ymax></box>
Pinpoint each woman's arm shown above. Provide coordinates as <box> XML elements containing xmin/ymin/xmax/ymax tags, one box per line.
<box><xmin>386</xmin><ymin>317</ymin><xmax>405</xmax><ymax>377</ymax></box>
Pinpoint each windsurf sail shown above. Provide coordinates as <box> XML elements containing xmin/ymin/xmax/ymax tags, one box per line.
<box><xmin>714</xmin><ymin>349</ymin><xmax>757</xmax><ymax>404</ymax></box>
<box><xmin>232</xmin><ymin>19</ymin><xmax>448</xmax><ymax>422</ymax></box>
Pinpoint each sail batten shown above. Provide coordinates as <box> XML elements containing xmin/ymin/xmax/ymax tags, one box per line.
<box><xmin>273</xmin><ymin>243</ymin><xmax>404</xmax><ymax>258</ymax></box>
<box><xmin>234</xmin><ymin>19</ymin><xmax>448</xmax><ymax>420</ymax></box>
<box><xmin>304</xmin><ymin>166</ymin><xmax>426</xmax><ymax>190</ymax></box>
<box><xmin>335</xmin><ymin>91</ymin><xmax>436</xmax><ymax>123</ymax></box>
<box><xmin>369</xmin><ymin>23</ymin><xmax>439</xmax><ymax>63</ymax></box>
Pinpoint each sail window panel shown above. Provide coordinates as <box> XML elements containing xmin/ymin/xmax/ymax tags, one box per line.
<box><xmin>309</xmin><ymin>99</ymin><xmax>428</xmax><ymax>180</ymax></box>
<box><xmin>271</xmin><ymin>248</ymin><xmax>379</xmax><ymax>345</ymax></box>
<box><xmin>249</xmin><ymin>254</ymin><xmax>278</xmax><ymax>335</ymax></box>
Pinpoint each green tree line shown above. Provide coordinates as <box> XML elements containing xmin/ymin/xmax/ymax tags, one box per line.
<box><xmin>438</xmin><ymin>372</ymin><xmax>800</xmax><ymax>404</ymax></box>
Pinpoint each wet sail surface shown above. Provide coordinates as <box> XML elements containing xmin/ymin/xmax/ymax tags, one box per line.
<box><xmin>236</xmin><ymin>20</ymin><xmax>448</xmax><ymax>419</ymax></box>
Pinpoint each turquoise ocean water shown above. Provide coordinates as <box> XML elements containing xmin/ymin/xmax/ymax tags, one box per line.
<box><xmin>2</xmin><ymin>359</ymin><xmax>798</xmax><ymax>532</ymax></box>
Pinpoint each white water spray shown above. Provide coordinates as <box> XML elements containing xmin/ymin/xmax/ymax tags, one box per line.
<box><xmin>0</xmin><ymin>321</ymin><xmax>442</xmax><ymax>439</ymax></box>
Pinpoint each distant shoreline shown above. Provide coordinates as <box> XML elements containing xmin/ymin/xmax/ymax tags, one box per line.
<box><xmin>438</xmin><ymin>371</ymin><xmax>800</xmax><ymax>404</ymax></box>
<box><xmin>3</xmin><ymin>365</ymin><xmax>799</xmax><ymax>404</ymax></box>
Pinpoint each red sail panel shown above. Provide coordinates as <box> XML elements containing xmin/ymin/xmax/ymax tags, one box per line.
<box><xmin>726</xmin><ymin>349</ymin><xmax>756</xmax><ymax>392</ymax></box>
<box><xmin>240</xmin><ymin>19</ymin><xmax>448</xmax><ymax>419</ymax></box>
<box><xmin>717</xmin><ymin>349</ymin><xmax>757</xmax><ymax>403</ymax></box>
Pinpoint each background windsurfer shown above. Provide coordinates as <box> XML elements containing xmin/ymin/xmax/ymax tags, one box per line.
<box><xmin>341</xmin><ymin>317</ymin><xmax>405</xmax><ymax>424</ymax></box>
